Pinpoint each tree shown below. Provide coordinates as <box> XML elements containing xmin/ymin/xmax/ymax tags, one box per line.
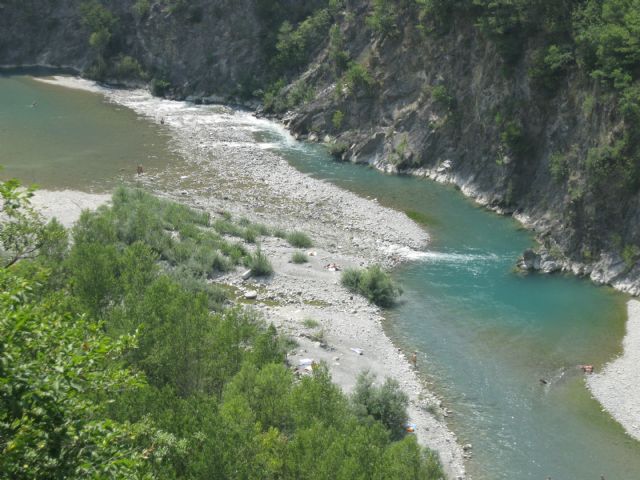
<box><xmin>0</xmin><ymin>177</ymin><xmax>65</xmax><ymax>269</ymax></box>
<box><xmin>351</xmin><ymin>371</ymin><xmax>409</xmax><ymax>441</ymax></box>
<box><xmin>0</xmin><ymin>268</ymin><xmax>149</xmax><ymax>479</ymax></box>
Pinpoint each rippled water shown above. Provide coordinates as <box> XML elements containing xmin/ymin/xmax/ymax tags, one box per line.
<box><xmin>3</xmin><ymin>75</ymin><xmax>639</xmax><ymax>479</ymax></box>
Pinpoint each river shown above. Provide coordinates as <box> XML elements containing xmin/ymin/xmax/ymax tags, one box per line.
<box><xmin>1</xmin><ymin>73</ymin><xmax>639</xmax><ymax>479</ymax></box>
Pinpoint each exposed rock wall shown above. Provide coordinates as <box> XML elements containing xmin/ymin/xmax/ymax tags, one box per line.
<box><xmin>284</xmin><ymin>9</ymin><xmax>640</xmax><ymax>295</ymax></box>
<box><xmin>0</xmin><ymin>0</ymin><xmax>307</xmax><ymax>95</ymax></box>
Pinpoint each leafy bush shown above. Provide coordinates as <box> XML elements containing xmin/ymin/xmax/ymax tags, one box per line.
<box><xmin>328</xmin><ymin>141</ymin><xmax>349</xmax><ymax>158</ymax></box>
<box><xmin>332</xmin><ymin>109</ymin><xmax>345</xmax><ymax>129</ymax></box>
<box><xmin>0</xmin><ymin>269</ymin><xmax>147</xmax><ymax>479</ymax></box>
<box><xmin>150</xmin><ymin>78</ymin><xmax>171</xmax><ymax>97</ymax></box>
<box><xmin>274</xmin><ymin>9</ymin><xmax>332</xmax><ymax>72</ymax></box>
<box><xmin>528</xmin><ymin>44</ymin><xmax>574</xmax><ymax>92</ymax></box>
<box><xmin>263</xmin><ymin>79</ymin><xmax>315</xmax><ymax>113</ymax></box>
<box><xmin>338</xmin><ymin>62</ymin><xmax>375</xmax><ymax>97</ymax></box>
<box><xmin>273</xmin><ymin>227</ymin><xmax>288</xmax><ymax>239</ymax></box>
<box><xmin>366</xmin><ymin>0</ymin><xmax>399</xmax><ymax>36</ymax></box>
<box><xmin>341</xmin><ymin>265</ymin><xmax>402</xmax><ymax>307</ymax></box>
<box><xmin>328</xmin><ymin>24</ymin><xmax>350</xmax><ymax>72</ymax></box>
<box><xmin>132</xmin><ymin>0</ymin><xmax>150</xmax><ymax>18</ymax></box>
<box><xmin>549</xmin><ymin>152</ymin><xmax>569</xmax><ymax>182</ymax></box>
<box><xmin>286</xmin><ymin>230</ymin><xmax>313</xmax><ymax>248</ymax></box>
<box><xmin>431</xmin><ymin>84</ymin><xmax>455</xmax><ymax>110</ymax></box>
<box><xmin>622</xmin><ymin>244</ymin><xmax>640</xmax><ymax>270</ymax></box>
<box><xmin>352</xmin><ymin>371</ymin><xmax>409</xmax><ymax>441</ymax></box>
<box><xmin>291</xmin><ymin>251</ymin><xmax>309</xmax><ymax>263</ymax></box>
<box><xmin>114</xmin><ymin>55</ymin><xmax>145</xmax><ymax>80</ymax></box>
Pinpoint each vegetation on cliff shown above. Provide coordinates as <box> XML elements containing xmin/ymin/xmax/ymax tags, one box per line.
<box><xmin>0</xmin><ymin>181</ymin><xmax>443</xmax><ymax>479</ymax></box>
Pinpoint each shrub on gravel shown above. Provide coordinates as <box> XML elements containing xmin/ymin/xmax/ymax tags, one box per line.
<box><xmin>247</xmin><ymin>247</ymin><xmax>273</xmax><ymax>276</ymax></box>
<box><xmin>341</xmin><ymin>264</ymin><xmax>402</xmax><ymax>307</ymax></box>
<box><xmin>286</xmin><ymin>231</ymin><xmax>313</xmax><ymax>248</ymax></box>
<box><xmin>291</xmin><ymin>251</ymin><xmax>309</xmax><ymax>264</ymax></box>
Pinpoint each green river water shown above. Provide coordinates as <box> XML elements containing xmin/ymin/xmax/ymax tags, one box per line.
<box><xmin>0</xmin><ymin>74</ymin><xmax>177</xmax><ymax>191</ymax></box>
<box><xmin>1</xmin><ymin>74</ymin><xmax>639</xmax><ymax>479</ymax></box>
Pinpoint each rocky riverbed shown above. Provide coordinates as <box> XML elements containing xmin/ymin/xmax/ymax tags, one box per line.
<box><xmin>35</xmin><ymin>77</ymin><xmax>467</xmax><ymax>479</ymax></box>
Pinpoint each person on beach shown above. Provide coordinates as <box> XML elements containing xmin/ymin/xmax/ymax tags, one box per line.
<box><xmin>137</xmin><ymin>165</ymin><xmax>144</xmax><ymax>175</ymax></box>
<box><xmin>410</xmin><ymin>351</ymin><xmax>417</xmax><ymax>368</ymax></box>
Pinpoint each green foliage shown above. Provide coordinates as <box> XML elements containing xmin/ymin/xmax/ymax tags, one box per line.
<box><xmin>338</xmin><ymin>62</ymin><xmax>375</xmax><ymax>98</ymax></box>
<box><xmin>367</xmin><ymin>0</ymin><xmax>400</xmax><ymax>36</ymax></box>
<box><xmin>549</xmin><ymin>152</ymin><xmax>569</xmax><ymax>182</ymax></box>
<box><xmin>332</xmin><ymin>109</ymin><xmax>345</xmax><ymax>130</ymax></box>
<box><xmin>328</xmin><ymin>141</ymin><xmax>349</xmax><ymax>158</ymax></box>
<box><xmin>286</xmin><ymin>230</ymin><xmax>313</xmax><ymax>248</ymax></box>
<box><xmin>132</xmin><ymin>0</ymin><xmax>150</xmax><ymax>18</ymax></box>
<box><xmin>302</xmin><ymin>317</ymin><xmax>320</xmax><ymax>328</ymax></box>
<box><xmin>0</xmin><ymin>177</ymin><xmax>61</xmax><ymax>269</ymax></box>
<box><xmin>263</xmin><ymin>79</ymin><xmax>315</xmax><ymax>113</ymax></box>
<box><xmin>274</xmin><ymin>9</ymin><xmax>332</xmax><ymax>73</ymax></box>
<box><xmin>574</xmin><ymin>0</ymin><xmax>640</xmax><ymax>86</ymax></box>
<box><xmin>150</xmin><ymin>78</ymin><xmax>171</xmax><ymax>97</ymax></box>
<box><xmin>289</xmin><ymin>80</ymin><xmax>316</xmax><ymax>107</ymax></box>
<box><xmin>495</xmin><ymin>115</ymin><xmax>528</xmax><ymax>157</ymax></box>
<box><xmin>247</xmin><ymin>247</ymin><xmax>273</xmax><ymax>276</ymax></box>
<box><xmin>352</xmin><ymin>371</ymin><xmax>409</xmax><ymax>441</ymax></box>
<box><xmin>528</xmin><ymin>44</ymin><xmax>574</xmax><ymax>92</ymax></box>
<box><xmin>80</xmin><ymin>0</ymin><xmax>119</xmax><ymax>79</ymax></box>
<box><xmin>0</xmin><ymin>268</ymin><xmax>149</xmax><ymax>479</ymax></box>
<box><xmin>341</xmin><ymin>265</ymin><xmax>402</xmax><ymax>307</ymax></box>
<box><xmin>263</xmin><ymin>79</ymin><xmax>287</xmax><ymax>112</ymax></box>
<box><xmin>114</xmin><ymin>55</ymin><xmax>145</xmax><ymax>80</ymax></box>
<box><xmin>0</xmin><ymin>183</ymin><xmax>444</xmax><ymax>479</ymax></box>
<box><xmin>622</xmin><ymin>244</ymin><xmax>640</xmax><ymax>269</ymax></box>
<box><xmin>291</xmin><ymin>251</ymin><xmax>309</xmax><ymax>263</ymax></box>
<box><xmin>329</xmin><ymin>24</ymin><xmax>350</xmax><ymax>72</ymax></box>
<box><xmin>585</xmin><ymin>138</ymin><xmax>637</xmax><ymax>191</ymax></box>
<box><xmin>431</xmin><ymin>84</ymin><xmax>455</xmax><ymax>110</ymax></box>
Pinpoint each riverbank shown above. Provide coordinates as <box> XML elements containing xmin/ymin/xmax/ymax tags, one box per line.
<box><xmin>31</xmin><ymin>190</ymin><xmax>110</xmax><ymax>227</ymax></box>
<box><xmin>588</xmin><ymin>300</ymin><xmax>640</xmax><ymax>442</ymax></box>
<box><xmin>33</xmin><ymin>76</ymin><xmax>467</xmax><ymax>479</ymax></box>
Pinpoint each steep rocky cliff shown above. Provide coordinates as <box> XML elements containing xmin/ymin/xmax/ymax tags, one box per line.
<box><xmin>282</xmin><ymin>1</ymin><xmax>640</xmax><ymax>294</ymax></box>
<box><xmin>0</xmin><ymin>0</ymin><xmax>323</xmax><ymax>95</ymax></box>
<box><xmin>1</xmin><ymin>0</ymin><xmax>639</xmax><ymax>294</ymax></box>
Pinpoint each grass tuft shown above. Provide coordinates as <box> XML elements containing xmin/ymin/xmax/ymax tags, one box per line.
<box><xmin>291</xmin><ymin>251</ymin><xmax>309</xmax><ymax>264</ymax></box>
<box><xmin>286</xmin><ymin>231</ymin><xmax>313</xmax><ymax>248</ymax></box>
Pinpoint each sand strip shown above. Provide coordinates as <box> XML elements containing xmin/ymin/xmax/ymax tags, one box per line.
<box><xmin>588</xmin><ymin>300</ymin><xmax>640</xmax><ymax>441</ymax></box>
<box><xmin>31</xmin><ymin>190</ymin><xmax>110</xmax><ymax>227</ymax></box>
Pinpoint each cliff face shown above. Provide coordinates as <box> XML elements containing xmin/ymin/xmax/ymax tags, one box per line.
<box><xmin>283</xmin><ymin>4</ymin><xmax>640</xmax><ymax>295</ymax></box>
<box><xmin>0</xmin><ymin>0</ymin><xmax>321</xmax><ymax>96</ymax></box>
<box><xmin>1</xmin><ymin>0</ymin><xmax>639</xmax><ymax>293</ymax></box>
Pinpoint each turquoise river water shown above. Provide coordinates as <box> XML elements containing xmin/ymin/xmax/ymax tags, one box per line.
<box><xmin>1</xmin><ymin>74</ymin><xmax>639</xmax><ymax>479</ymax></box>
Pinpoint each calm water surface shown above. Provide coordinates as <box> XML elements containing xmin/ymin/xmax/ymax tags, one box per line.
<box><xmin>0</xmin><ymin>75</ymin><xmax>177</xmax><ymax>191</ymax></box>
<box><xmin>3</xmin><ymin>76</ymin><xmax>639</xmax><ymax>479</ymax></box>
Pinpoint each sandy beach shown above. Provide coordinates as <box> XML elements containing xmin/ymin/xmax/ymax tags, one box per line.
<box><xmin>33</xmin><ymin>77</ymin><xmax>467</xmax><ymax>479</ymax></box>
<box><xmin>31</xmin><ymin>190</ymin><xmax>110</xmax><ymax>227</ymax></box>
<box><xmin>588</xmin><ymin>300</ymin><xmax>640</xmax><ymax>442</ymax></box>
